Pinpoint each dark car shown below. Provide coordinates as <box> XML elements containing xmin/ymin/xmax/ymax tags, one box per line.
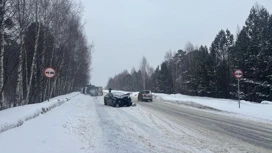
<box><xmin>104</xmin><ymin>92</ymin><xmax>132</xmax><ymax>107</ymax></box>
<box><xmin>138</xmin><ymin>90</ymin><xmax>153</xmax><ymax>102</ymax></box>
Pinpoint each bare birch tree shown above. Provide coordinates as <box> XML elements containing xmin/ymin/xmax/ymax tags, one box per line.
<box><xmin>0</xmin><ymin>0</ymin><xmax>91</xmax><ymax>109</ymax></box>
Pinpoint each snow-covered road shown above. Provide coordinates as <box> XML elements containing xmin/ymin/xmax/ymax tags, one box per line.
<box><xmin>0</xmin><ymin>93</ymin><xmax>271</xmax><ymax>153</ymax></box>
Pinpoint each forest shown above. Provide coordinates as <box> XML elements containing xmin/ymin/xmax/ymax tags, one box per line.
<box><xmin>0</xmin><ymin>0</ymin><xmax>91</xmax><ymax>109</ymax></box>
<box><xmin>106</xmin><ymin>5</ymin><xmax>272</xmax><ymax>103</ymax></box>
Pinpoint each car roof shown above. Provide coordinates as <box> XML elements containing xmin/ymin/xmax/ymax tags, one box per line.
<box><xmin>141</xmin><ymin>90</ymin><xmax>151</xmax><ymax>92</ymax></box>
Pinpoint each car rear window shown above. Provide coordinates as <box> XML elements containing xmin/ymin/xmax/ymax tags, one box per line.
<box><xmin>143</xmin><ymin>91</ymin><xmax>151</xmax><ymax>94</ymax></box>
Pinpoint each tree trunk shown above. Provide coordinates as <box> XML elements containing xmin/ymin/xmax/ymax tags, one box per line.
<box><xmin>50</xmin><ymin>55</ymin><xmax>65</xmax><ymax>98</ymax></box>
<box><xmin>0</xmin><ymin>0</ymin><xmax>5</xmax><ymax>109</ymax></box>
<box><xmin>26</xmin><ymin>22</ymin><xmax>40</xmax><ymax>104</ymax></box>
<box><xmin>39</xmin><ymin>29</ymin><xmax>47</xmax><ymax>102</ymax></box>
<box><xmin>16</xmin><ymin>0</ymin><xmax>26</xmax><ymax>106</ymax></box>
<box><xmin>16</xmin><ymin>33</ymin><xmax>24</xmax><ymax>106</ymax></box>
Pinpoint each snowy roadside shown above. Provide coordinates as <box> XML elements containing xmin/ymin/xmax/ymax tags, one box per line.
<box><xmin>0</xmin><ymin>92</ymin><xmax>79</xmax><ymax>133</ymax></box>
<box><xmin>152</xmin><ymin>93</ymin><xmax>272</xmax><ymax>122</ymax></box>
<box><xmin>112</xmin><ymin>90</ymin><xmax>272</xmax><ymax>122</ymax></box>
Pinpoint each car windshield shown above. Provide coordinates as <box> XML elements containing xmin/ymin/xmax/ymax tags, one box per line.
<box><xmin>112</xmin><ymin>92</ymin><xmax>125</xmax><ymax>96</ymax></box>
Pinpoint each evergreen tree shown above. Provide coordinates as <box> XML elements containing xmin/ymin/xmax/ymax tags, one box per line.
<box><xmin>210</xmin><ymin>29</ymin><xmax>234</xmax><ymax>98</ymax></box>
<box><xmin>238</xmin><ymin>5</ymin><xmax>270</xmax><ymax>101</ymax></box>
<box><xmin>158</xmin><ymin>62</ymin><xmax>173</xmax><ymax>94</ymax></box>
<box><xmin>173</xmin><ymin>49</ymin><xmax>186</xmax><ymax>93</ymax></box>
<box><xmin>195</xmin><ymin>46</ymin><xmax>213</xmax><ymax>96</ymax></box>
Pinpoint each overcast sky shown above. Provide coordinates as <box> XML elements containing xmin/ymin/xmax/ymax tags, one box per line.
<box><xmin>81</xmin><ymin>0</ymin><xmax>272</xmax><ymax>87</ymax></box>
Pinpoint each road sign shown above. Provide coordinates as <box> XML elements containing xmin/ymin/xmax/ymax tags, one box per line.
<box><xmin>234</xmin><ymin>69</ymin><xmax>243</xmax><ymax>79</ymax></box>
<box><xmin>234</xmin><ymin>69</ymin><xmax>243</xmax><ymax>108</ymax></box>
<box><xmin>44</xmin><ymin>67</ymin><xmax>56</xmax><ymax>78</ymax></box>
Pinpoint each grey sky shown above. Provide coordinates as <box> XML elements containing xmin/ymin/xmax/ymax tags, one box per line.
<box><xmin>81</xmin><ymin>0</ymin><xmax>272</xmax><ymax>87</ymax></box>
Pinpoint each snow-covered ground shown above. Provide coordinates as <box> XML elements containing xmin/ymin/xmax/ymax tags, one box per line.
<box><xmin>129</xmin><ymin>91</ymin><xmax>272</xmax><ymax>122</ymax></box>
<box><xmin>0</xmin><ymin>93</ymin><xmax>84</xmax><ymax>153</ymax></box>
<box><xmin>0</xmin><ymin>92</ymin><xmax>79</xmax><ymax>133</ymax></box>
<box><xmin>1</xmin><ymin>92</ymin><xmax>271</xmax><ymax>152</ymax></box>
<box><xmin>105</xmin><ymin>90</ymin><xmax>272</xmax><ymax>122</ymax></box>
<box><xmin>1</xmin><ymin>93</ymin><xmax>209</xmax><ymax>153</ymax></box>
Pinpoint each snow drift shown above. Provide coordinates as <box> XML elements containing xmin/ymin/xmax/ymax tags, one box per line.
<box><xmin>0</xmin><ymin>92</ymin><xmax>79</xmax><ymax>133</ymax></box>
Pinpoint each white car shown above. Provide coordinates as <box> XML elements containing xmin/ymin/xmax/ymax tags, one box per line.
<box><xmin>138</xmin><ymin>90</ymin><xmax>153</xmax><ymax>102</ymax></box>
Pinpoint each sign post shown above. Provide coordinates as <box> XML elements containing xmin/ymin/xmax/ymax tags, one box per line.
<box><xmin>44</xmin><ymin>67</ymin><xmax>56</xmax><ymax>101</ymax></box>
<box><xmin>234</xmin><ymin>69</ymin><xmax>243</xmax><ymax>108</ymax></box>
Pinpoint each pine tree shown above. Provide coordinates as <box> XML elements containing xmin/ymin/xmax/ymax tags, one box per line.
<box><xmin>150</xmin><ymin>66</ymin><xmax>160</xmax><ymax>92</ymax></box>
<box><xmin>173</xmin><ymin>49</ymin><xmax>186</xmax><ymax>94</ymax></box>
<box><xmin>267</xmin><ymin>14</ymin><xmax>272</xmax><ymax>100</ymax></box>
<box><xmin>157</xmin><ymin>62</ymin><xmax>173</xmax><ymax>94</ymax></box>
<box><xmin>195</xmin><ymin>46</ymin><xmax>213</xmax><ymax>96</ymax></box>
<box><xmin>210</xmin><ymin>29</ymin><xmax>234</xmax><ymax>98</ymax></box>
<box><xmin>241</xmin><ymin>5</ymin><xmax>270</xmax><ymax>101</ymax></box>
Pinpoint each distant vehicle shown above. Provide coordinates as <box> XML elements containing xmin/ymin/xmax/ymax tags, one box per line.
<box><xmin>138</xmin><ymin>90</ymin><xmax>152</xmax><ymax>102</ymax></box>
<box><xmin>104</xmin><ymin>92</ymin><xmax>132</xmax><ymax>107</ymax></box>
<box><xmin>81</xmin><ymin>85</ymin><xmax>103</xmax><ymax>96</ymax></box>
<box><xmin>89</xmin><ymin>88</ymin><xmax>98</xmax><ymax>96</ymax></box>
<box><xmin>97</xmin><ymin>87</ymin><xmax>103</xmax><ymax>96</ymax></box>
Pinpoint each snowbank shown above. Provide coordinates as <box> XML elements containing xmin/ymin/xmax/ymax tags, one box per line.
<box><xmin>152</xmin><ymin>93</ymin><xmax>272</xmax><ymax>121</ymax></box>
<box><xmin>0</xmin><ymin>92</ymin><xmax>79</xmax><ymax>133</ymax></box>
<box><xmin>261</xmin><ymin>101</ymin><xmax>272</xmax><ymax>105</ymax></box>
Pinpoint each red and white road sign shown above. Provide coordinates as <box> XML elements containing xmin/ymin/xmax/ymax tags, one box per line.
<box><xmin>234</xmin><ymin>69</ymin><xmax>243</xmax><ymax>79</ymax></box>
<box><xmin>44</xmin><ymin>67</ymin><xmax>56</xmax><ymax>78</ymax></box>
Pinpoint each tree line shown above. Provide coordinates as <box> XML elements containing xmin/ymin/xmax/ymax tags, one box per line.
<box><xmin>0</xmin><ymin>0</ymin><xmax>91</xmax><ymax>110</ymax></box>
<box><xmin>106</xmin><ymin>4</ymin><xmax>272</xmax><ymax>103</ymax></box>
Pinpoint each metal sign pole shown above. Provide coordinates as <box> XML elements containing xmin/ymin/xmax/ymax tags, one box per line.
<box><xmin>48</xmin><ymin>79</ymin><xmax>50</xmax><ymax>102</ymax></box>
<box><xmin>234</xmin><ymin>69</ymin><xmax>243</xmax><ymax>108</ymax></box>
<box><xmin>238</xmin><ymin>78</ymin><xmax>240</xmax><ymax>108</ymax></box>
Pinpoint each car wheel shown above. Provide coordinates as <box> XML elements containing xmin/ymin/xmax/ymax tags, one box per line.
<box><xmin>128</xmin><ymin>102</ymin><xmax>132</xmax><ymax>107</ymax></box>
<box><xmin>104</xmin><ymin>100</ymin><xmax>107</xmax><ymax>105</ymax></box>
<box><xmin>115</xmin><ymin>100</ymin><xmax>120</xmax><ymax>107</ymax></box>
